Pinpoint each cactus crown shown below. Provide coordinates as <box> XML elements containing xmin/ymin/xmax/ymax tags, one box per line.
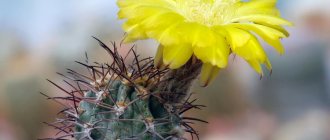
<box><xmin>42</xmin><ymin>38</ymin><xmax>206</xmax><ymax>140</ymax></box>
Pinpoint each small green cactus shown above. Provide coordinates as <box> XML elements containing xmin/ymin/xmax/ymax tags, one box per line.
<box><xmin>43</xmin><ymin>38</ymin><xmax>206</xmax><ymax>140</ymax></box>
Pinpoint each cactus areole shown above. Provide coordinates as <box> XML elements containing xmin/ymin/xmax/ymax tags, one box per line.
<box><xmin>43</xmin><ymin>38</ymin><xmax>207</xmax><ymax>140</ymax></box>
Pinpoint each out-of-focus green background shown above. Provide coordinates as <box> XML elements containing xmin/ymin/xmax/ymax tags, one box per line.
<box><xmin>1</xmin><ymin>0</ymin><xmax>330</xmax><ymax>140</ymax></box>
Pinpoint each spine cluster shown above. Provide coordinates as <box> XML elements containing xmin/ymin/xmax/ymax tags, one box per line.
<box><xmin>42</xmin><ymin>38</ymin><xmax>206</xmax><ymax>140</ymax></box>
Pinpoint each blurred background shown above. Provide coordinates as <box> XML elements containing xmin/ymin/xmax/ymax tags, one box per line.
<box><xmin>1</xmin><ymin>0</ymin><xmax>330</xmax><ymax>140</ymax></box>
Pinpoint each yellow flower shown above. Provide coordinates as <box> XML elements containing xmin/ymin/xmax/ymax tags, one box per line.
<box><xmin>117</xmin><ymin>0</ymin><xmax>292</xmax><ymax>86</ymax></box>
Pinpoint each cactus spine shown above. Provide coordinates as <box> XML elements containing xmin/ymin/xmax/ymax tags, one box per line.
<box><xmin>43</xmin><ymin>38</ymin><xmax>206</xmax><ymax>140</ymax></box>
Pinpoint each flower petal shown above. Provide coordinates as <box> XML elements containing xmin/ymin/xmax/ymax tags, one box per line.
<box><xmin>193</xmin><ymin>29</ymin><xmax>229</xmax><ymax>68</ymax></box>
<box><xmin>246</xmin><ymin>60</ymin><xmax>263</xmax><ymax>75</ymax></box>
<box><xmin>238</xmin><ymin>0</ymin><xmax>280</xmax><ymax>16</ymax></box>
<box><xmin>154</xmin><ymin>44</ymin><xmax>165</xmax><ymax>69</ymax></box>
<box><xmin>230</xmin><ymin>14</ymin><xmax>293</xmax><ymax>26</ymax></box>
<box><xmin>123</xmin><ymin>22</ymin><xmax>148</xmax><ymax>42</ymax></box>
<box><xmin>154</xmin><ymin>22</ymin><xmax>183</xmax><ymax>46</ymax></box>
<box><xmin>225</xmin><ymin>27</ymin><xmax>271</xmax><ymax>74</ymax></box>
<box><xmin>200</xmin><ymin>63</ymin><xmax>221</xmax><ymax>87</ymax></box>
<box><xmin>163</xmin><ymin>44</ymin><xmax>193</xmax><ymax>69</ymax></box>
<box><xmin>176</xmin><ymin>22</ymin><xmax>209</xmax><ymax>47</ymax></box>
<box><xmin>118</xmin><ymin>0</ymin><xmax>183</xmax><ymax>43</ymax></box>
<box><xmin>222</xmin><ymin>26</ymin><xmax>251</xmax><ymax>50</ymax></box>
<box><xmin>256</xmin><ymin>23</ymin><xmax>290</xmax><ymax>37</ymax></box>
<box><xmin>229</xmin><ymin>23</ymin><xmax>288</xmax><ymax>54</ymax></box>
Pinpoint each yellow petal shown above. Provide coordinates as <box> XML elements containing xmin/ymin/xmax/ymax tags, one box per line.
<box><xmin>246</xmin><ymin>60</ymin><xmax>263</xmax><ymax>75</ymax></box>
<box><xmin>154</xmin><ymin>22</ymin><xmax>183</xmax><ymax>46</ymax></box>
<box><xmin>238</xmin><ymin>0</ymin><xmax>279</xmax><ymax>16</ymax></box>
<box><xmin>225</xmin><ymin>27</ymin><xmax>266</xmax><ymax>60</ymax></box>
<box><xmin>211</xmin><ymin>26</ymin><xmax>227</xmax><ymax>37</ymax></box>
<box><xmin>143</xmin><ymin>13</ymin><xmax>185</xmax><ymax>46</ymax></box>
<box><xmin>176</xmin><ymin>22</ymin><xmax>209</xmax><ymax>47</ymax></box>
<box><xmin>141</xmin><ymin>12</ymin><xmax>184</xmax><ymax>31</ymax></box>
<box><xmin>230</xmin><ymin>14</ymin><xmax>293</xmax><ymax>26</ymax></box>
<box><xmin>256</xmin><ymin>23</ymin><xmax>290</xmax><ymax>37</ymax></box>
<box><xmin>265</xmin><ymin>58</ymin><xmax>272</xmax><ymax>70</ymax></box>
<box><xmin>222</xmin><ymin>26</ymin><xmax>251</xmax><ymax>50</ymax></box>
<box><xmin>225</xmin><ymin>27</ymin><xmax>272</xmax><ymax>74</ymax></box>
<box><xmin>193</xmin><ymin>30</ymin><xmax>229</xmax><ymax>68</ymax></box>
<box><xmin>200</xmin><ymin>63</ymin><xmax>221</xmax><ymax>87</ymax></box>
<box><xmin>118</xmin><ymin>0</ymin><xmax>183</xmax><ymax>43</ymax></box>
<box><xmin>123</xmin><ymin>23</ymin><xmax>148</xmax><ymax>43</ymax></box>
<box><xmin>118</xmin><ymin>1</ymin><xmax>173</xmax><ymax>20</ymax></box>
<box><xmin>243</xmin><ymin>37</ymin><xmax>268</xmax><ymax>62</ymax></box>
<box><xmin>229</xmin><ymin>23</ymin><xmax>287</xmax><ymax>38</ymax></box>
<box><xmin>163</xmin><ymin>44</ymin><xmax>193</xmax><ymax>69</ymax></box>
<box><xmin>229</xmin><ymin>23</ymin><xmax>287</xmax><ymax>54</ymax></box>
<box><xmin>246</xmin><ymin>58</ymin><xmax>272</xmax><ymax>76</ymax></box>
<box><xmin>154</xmin><ymin>44</ymin><xmax>165</xmax><ymax>69</ymax></box>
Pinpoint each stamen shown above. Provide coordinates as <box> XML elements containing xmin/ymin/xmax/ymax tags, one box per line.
<box><xmin>175</xmin><ymin>0</ymin><xmax>239</xmax><ymax>26</ymax></box>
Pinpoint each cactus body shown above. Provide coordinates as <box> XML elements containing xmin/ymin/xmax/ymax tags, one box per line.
<box><xmin>75</xmin><ymin>81</ymin><xmax>182</xmax><ymax>140</ymax></box>
<box><xmin>44</xmin><ymin>38</ymin><xmax>205</xmax><ymax>140</ymax></box>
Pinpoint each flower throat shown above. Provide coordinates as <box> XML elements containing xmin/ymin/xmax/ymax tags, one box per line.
<box><xmin>175</xmin><ymin>0</ymin><xmax>239</xmax><ymax>26</ymax></box>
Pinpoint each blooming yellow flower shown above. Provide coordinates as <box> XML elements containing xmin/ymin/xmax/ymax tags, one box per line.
<box><xmin>117</xmin><ymin>0</ymin><xmax>292</xmax><ymax>86</ymax></box>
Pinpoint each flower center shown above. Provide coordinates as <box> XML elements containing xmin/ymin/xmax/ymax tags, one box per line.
<box><xmin>175</xmin><ymin>0</ymin><xmax>239</xmax><ymax>26</ymax></box>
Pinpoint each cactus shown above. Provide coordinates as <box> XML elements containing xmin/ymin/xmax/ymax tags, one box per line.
<box><xmin>43</xmin><ymin>38</ymin><xmax>206</xmax><ymax>140</ymax></box>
